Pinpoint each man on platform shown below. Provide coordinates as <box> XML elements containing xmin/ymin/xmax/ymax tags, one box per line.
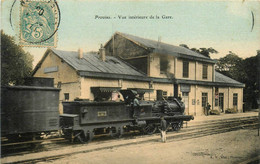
<box><xmin>160</xmin><ymin>116</ymin><xmax>167</xmax><ymax>143</ymax></box>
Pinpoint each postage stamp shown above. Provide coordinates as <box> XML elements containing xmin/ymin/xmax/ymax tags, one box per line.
<box><xmin>19</xmin><ymin>0</ymin><xmax>60</xmax><ymax>47</ymax></box>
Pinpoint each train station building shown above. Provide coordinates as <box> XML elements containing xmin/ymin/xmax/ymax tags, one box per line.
<box><xmin>32</xmin><ymin>32</ymin><xmax>244</xmax><ymax>115</ymax></box>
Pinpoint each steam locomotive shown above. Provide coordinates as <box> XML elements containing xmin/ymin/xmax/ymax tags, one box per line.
<box><xmin>1</xmin><ymin>78</ymin><xmax>194</xmax><ymax>143</ymax></box>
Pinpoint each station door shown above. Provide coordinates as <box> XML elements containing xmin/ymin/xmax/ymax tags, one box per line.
<box><xmin>219</xmin><ymin>93</ymin><xmax>224</xmax><ymax>112</ymax></box>
<box><xmin>182</xmin><ymin>92</ymin><xmax>189</xmax><ymax>115</ymax></box>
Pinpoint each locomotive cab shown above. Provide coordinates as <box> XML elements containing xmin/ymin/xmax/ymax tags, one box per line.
<box><xmin>120</xmin><ymin>89</ymin><xmax>153</xmax><ymax>118</ymax></box>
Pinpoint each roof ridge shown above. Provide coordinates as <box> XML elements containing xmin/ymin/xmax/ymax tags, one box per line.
<box><xmin>116</xmin><ymin>32</ymin><xmax>151</xmax><ymax>51</ymax></box>
<box><xmin>116</xmin><ymin>32</ymin><xmax>213</xmax><ymax>61</ymax></box>
<box><xmin>119</xmin><ymin>32</ymin><xmax>174</xmax><ymax>48</ymax></box>
<box><xmin>51</xmin><ymin>48</ymin><xmax>98</xmax><ymax>55</ymax></box>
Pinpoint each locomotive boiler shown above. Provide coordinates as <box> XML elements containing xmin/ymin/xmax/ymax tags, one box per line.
<box><xmin>60</xmin><ymin>89</ymin><xmax>193</xmax><ymax>142</ymax></box>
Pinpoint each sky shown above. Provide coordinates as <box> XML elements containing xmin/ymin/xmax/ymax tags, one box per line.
<box><xmin>1</xmin><ymin>0</ymin><xmax>260</xmax><ymax>66</ymax></box>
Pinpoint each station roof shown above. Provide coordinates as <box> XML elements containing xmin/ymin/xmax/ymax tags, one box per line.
<box><xmin>215</xmin><ymin>71</ymin><xmax>244</xmax><ymax>86</ymax></box>
<box><xmin>51</xmin><ymin>49</ymin><xmax>146</xmax><ymax>77</ymax></box>
<box><xmin>108</xmin><ymin>32</ymin><xmax>215</xmax><ymax>63</ymax></box>
<box><xmin>175</xmin><ymin>71</ymin><xmax>245</xmax><ymax>88</ymax></box>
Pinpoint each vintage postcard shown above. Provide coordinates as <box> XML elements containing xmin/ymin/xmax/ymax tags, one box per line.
<box><xmin>1</xmin><ymin>0</ymin><xmax>260</xmax><ymax>163</ymax></box>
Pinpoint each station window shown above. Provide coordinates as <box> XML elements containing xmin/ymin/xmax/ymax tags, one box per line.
<box><xmin>157</xmin><ymin>90</ymin><xmax>167</xmax><ymax>100</ymax></box>
<box><xmin>160</xmin><ymin>57</ymin><xmax>168</xmax><ymax>74</ymax></box>
<box><xmin>202</xmin><ymin>64</ymin><xmax>208</xmax><ymax>79</ymax></box>
<box><xmin>57</xmin><ymin>81</ymin><xmax>61</xmax><ymax>88</ymax></box>
<box><xmin>182</xmin><ymin>92</ymin><xmax>189</xmax><ymax>97</ymax></box>
<box><xmin>162</xmin><ymin>91</ymin><xmax>167</xmax><ymax>99</ymax></box>
<box><xmin>64</xmin><ymin>93</ymin><xmax>69</xmax><ymax>101</ymax></box>
<box><xmin>233</xmin><ymin>93</ymin><xmax>238</xmax><ymax>106</ymax></box>
<box><xmin>202</xmin><ymin>92</ymin><xmax>208</xmax><ymax>107</ymax></box>
<box><xmin>183</xmin><ymin>61</ymin><xmax>189</xmax><ymax>78</ymax></box>
<box><xmin>215</xmin><ymin>98</ymin><xmax>218</xmax><ymax>106</ymax></box>
<box><xmin>215</xmin><ymin>87</ymin><xmax>219</xmax><ymax>106</ymax></box>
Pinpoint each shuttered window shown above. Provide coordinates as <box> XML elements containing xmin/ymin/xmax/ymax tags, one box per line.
<box><xmin>163</xmin><ymin>91</ymin><xmax>167</xmax><ymax>99</ymax></box>
<box><xmin>202</xmin><ymin>64</ymin><xmax>208</xmax><ymax>79</ymax></box>
<box><xmin>64</xmin><ymin>93</ymin><xmax>69</xmax><ymax>101</ymax></box>
<box><xmin>183</xmin><ymin>61</ymin><xmax>189</xmax><ymax>78</ymax></box>
<box><xmin>157</xmin><ymin>90</ymin><xmax>167</xmax><ymax>100</ymax></box>
<box><xmin>160</xmin><ymin>57</ymin><xmax>168</xmax><ymax>73</ymax></box>
<box><xmin>233</xmin><ymin>93</ymin><xmax>238</xmax><ymax>106</ymax></box>
<box><xmin>215</xmin><ymin>87</ymin><xmax>219</xmax><ymax>106</ymax></box>
<box><xmin>202</xmin><ymin>92</ymin><xmax>208</xmax><ymax>107</ymax></box>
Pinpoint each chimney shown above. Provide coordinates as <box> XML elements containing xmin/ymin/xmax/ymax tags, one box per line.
<box><xmin>157</xmin><ymin>36</ymin><xmax>161</xmax><ymax>48</ymax></box>
<box><xmin>99</xmin><ymin>44</ymin><xmax>106</xmax><ymax>61</ymax></box>
<box><xmin>158</xmin><ymin>36</ymin><xmax>161</xmax><ymax>42</ymax></box>
<box><xmin>78</xmin><ymin>48</ymin><xmax>83</xmax><ymax>59</ymax></box>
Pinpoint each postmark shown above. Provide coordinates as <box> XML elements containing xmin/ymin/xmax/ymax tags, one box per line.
<box><xmin>19</xmin><ymin>0</ymin><xmax>60</xmax><ymax>47</ymax></box>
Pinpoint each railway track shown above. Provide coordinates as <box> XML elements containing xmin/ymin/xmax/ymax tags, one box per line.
<box><xmin>1</xmin><ymin>115</ymin><xmax>259</xmax><ymax>164</ymax></box>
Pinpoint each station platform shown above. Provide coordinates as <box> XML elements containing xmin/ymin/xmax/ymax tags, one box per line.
<box><xmin>190</xmin><ymin>111</ymin><xmax>259</xmax><ymax>124</ymax></box>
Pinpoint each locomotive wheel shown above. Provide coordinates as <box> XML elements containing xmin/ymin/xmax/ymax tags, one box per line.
<box><xmin>111</xmin><ymin>127</ymin><xmax>123</xmax><ymax>138</ymax></box>
<box><xmin>143</xmin><ymin>124</ymin><xmax>157</xmax><ymax>135</ymax></box>
<box><xmin>62</xmin><ymin>130</ymin><xmax>85</xmax><ymax>143</ymax></box>
<box><xmin>171</xmin><ymin>121</ymin><xmax>183</xmax><ymax>131</ymax></box>
<box><xmin>86</xmin><ymin>131</ymin><xmax>94</xmax><ymax>142</ymax></box>
<box><xmin>117</xmin><ymin>127</ymin><xmax>123</xmax><ymax>138</ymax></box>
<box><xmin>74</xmin><ymin>131</ymin><xmax>86</xmax><ymax>143</ymax></box>
<box><xmin>62</xmin><ymin>129</ymin><xmax>74</xmax><ymax>142</ymax></box>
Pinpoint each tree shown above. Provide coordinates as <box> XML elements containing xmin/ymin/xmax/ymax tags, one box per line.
<box><xmin>179</xmin><ymin>44</ymin><xmax>189</xmax><ymax>49</ymax></box>
<box><xmin>242</xmin><ymin>56</ymin><xmax>258</xmax><ymax>109</ymax></box>
<box><xmin>216</xmin><ymin>51</ymin><xmax>258</xmax><ymax>110</ymax></box>
<box><xmin>198</xmin><ymin>48</ymin><xmax>218</xmax><ymax>58</ymax></box>
<box><xmin>215</xmin><ymin>51</ymin><xmax>245</xmax><ymax>82</ymax></box>
<box><xmin>179</xmin><ymin>44</ymin><xmax>218</xmax><ymax>58</ymax></box>
<box><xmin>1</xmin><ymin>31</ymin><xmax>33</xmax><ymax>85</ymax></box>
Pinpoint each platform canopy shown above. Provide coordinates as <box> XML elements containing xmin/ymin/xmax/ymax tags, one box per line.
<box><xmin>127</xmin><ymin>88</ymin><xmax>154</xmax><ymax>94</ymax></box>
<box><xmin>91</xmin><ymin>87</ymin><xmax>122</xmax><ymax>93</ymax></box>
<box><xmin>91</xmin><ymin>87</ymin><xmax>122</xmax><ymax>101</ymax></box>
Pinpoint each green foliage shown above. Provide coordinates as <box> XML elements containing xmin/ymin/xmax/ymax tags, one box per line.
<box><xmin>179</xmin><ymin>44</ymin><xmax>218</xmax><ymax>58</ymax></box>
<box><xmin>198</xmin><ymin>48</ymin><xmax>218</xmax><ymax>58</ymax></box>
<box><xmin>216</xmin><ymin>52</ymin><xmax>259</xmax><ymax>110</ymax></box>
<box><xmin>209</xmin><ymin>110</ymin><xmax>220</xmax><ymax>115</ymax></box>
<box><xmin>225</xmin><ymin>108</ymin><xmax>237</xmax><ymax>114</ymax></box>
<box><xmin>242</xmin><ymin>56</ymin><xmax>259</xmax><ymax>109</ymax></box>
<box><xmin>1</xmin><ymin>31</ymin><xmax>33</xmax><ymax>85</ymax></box>
<box><xmin>216</xmin><ymin>51</ymin><xmax>246</xmax><ymax>82</ymax></box>
<box><xmin>179</xmin><ymin>44</ymin><xmax>189</xmax><ymax>49</ymax></box>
